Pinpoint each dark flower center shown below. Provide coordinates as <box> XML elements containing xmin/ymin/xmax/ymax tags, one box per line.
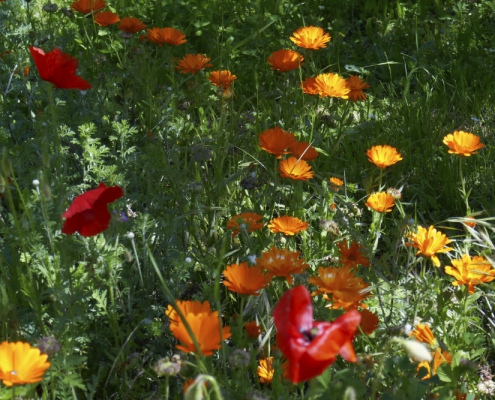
<box><xmin>301</xmin><ymin>326</ymin><xmax>319</xmax><ymax>342</ymax></box>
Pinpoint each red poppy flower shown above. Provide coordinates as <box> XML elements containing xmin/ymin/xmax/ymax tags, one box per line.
<box><xmin>273</xmin><ymin>285</ymin><xmax>361</xmax><ymax>383</ymax></box>
<box><xmin>62</xmin><ymin>183</ymin><xmax>124</xmax><ymax>236</ymax></box>
<box><xmin>29</xmin><ymin>46</ymin><xmax>92</xmax><ymax>90</ymax></box>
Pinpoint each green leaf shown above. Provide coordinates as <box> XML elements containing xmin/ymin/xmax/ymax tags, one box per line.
<box><xmin>436</xmin><ymin>364</ymin><xmax>454</xmax><ymax>383</ymax></box>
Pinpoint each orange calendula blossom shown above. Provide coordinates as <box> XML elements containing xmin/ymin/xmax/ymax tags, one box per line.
<box><xmin>258</xmin><ymin>357</ymin><xmax>275</xmax><ymax>383</ymax></box>
<box><xmin>141</xmin><ymin>27</ymin><xmax>186</xmax><ymax>46</ymax></box>
<box><xmin>94</xmin><ymin>10</ymin><xmax>120</xmax><ymax>26</ymax></box>
<box><xmin>258</xmin><ymin>127</ymin><xmax>296</xmax><ymax>158</ymax></box>
<box><xmin>309</xmin><ymin>266</ymin><xmax>371</xmax><ymax>310</ymax></box>
<box><xmin>406</xmin><ymin>225</ymin><xmax>453</xmax><ymax>267</ymax></box>
<box><xmin>337</xmin><ymin>239</ymin><xmax>370</xmax><ymax>268</ymax></box>
<box><xmin>208</xmin><ymin>70</ymin><xmax>237</xmax><ymax>91</ymax></box>
<box><xmin>166</xmin><ymin>300</ymin><xmax>231</xmax><ymax>356</ymax></box>
<box><xmin>366</xmin><ymin>145</ymin><xmax>403</xmax><ymax>168</ymax></box>
<box><xmin>223</xmin><ymin>262</ymin><xmax>272</xmax><ymax>296</ymax></box>
<box><xmin>329</xmin><ymin>177</ymin><xmax>344</xmax><ymax>191</ymax></box>
<box><xmin>417</xmin><ymin>348</ymin><xmax>452</xmax><ymax>380</ymax></box>
<box><xmin>268</xmin><ymin>49</ymin><xmax>304</xmax><ymax>73</ymax></box>
<box><xmin>226</xmin><ymin>212</ymin><xmax>263</xmax><ymax>237</ymax></box>
<box><xmin>442</xmin><ymin>130</ymin><xmax>485</xmax><ymax>156</ymax></box>
<box><xmin>279</xmin><ymin>157</ymin><xmax>314</xmax><ymax>181</ymax></box>
<box><xmin>346</xmin><ymin>76</ymin><xmax>371</xmax><ymax>101</ymax></box>
<box><xmin>290</xmin><ymin>26</ymin><xmax>331</xmax><ymax>50</ymax></box>
<box><xmin>0</xmin><ymin>341</ymin><xmax>51</xmax><ymax>386</ymax></box>
<box><xmin>118</xmin><ymin>17</ymin><xmax>147</xmax><ymax>34</ymax></box>
<box><xmin>410</xmin><ymin>323</ymin><xmax>437</xmax><ymax>346</ymax></box>
<box><xmin>71</xmin><ymin>0</ymin><xmax>105</xmax><ymax>14</ymax></box>
<box><xmin>314</xmin><ymin>73</ymin><xmax>350</xmax><ymax>99</ymax></box>
<box><xmin>289</xmin><ymin>141</ymin><xmax>319</xmax><ymax>161</ymax></box>
<box><xmin>268</xmin><ymin>215</ymin><xmax>308</xmax><ymax>235</ymax></box>
<box><xmin>365</xmin><ymin>192</ymin><xmax>396</xmax><ymax>213</ymax></box>
<box><xmin>176</xmin><ymin>54</ymin><xmax>212</xmax><ymax>74</ymax></box>
<box><xmin>257</xmin><ymin>246</ymin><xmax>309</xmax><ymax>285</ymax></box>
<box><xmin>300</xmin><ymin>77</ymin><xmax>319</xmax><ymax>95</ymax></box>
<box><xmin>245</xmin><ymin>321</ymin><xmax>263</xmax><ymax>339</ymax></box>
<box><xmin>444</xmin><ymin>255</ymin><xmax>495</xmax><ymax>294</ymax></box>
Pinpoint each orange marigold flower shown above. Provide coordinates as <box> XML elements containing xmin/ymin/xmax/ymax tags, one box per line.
<box><xmin>290</xmin><ymin>26</ymin><xmax>331</xmax><ymax>50</ymax></box>
<box><xmin>359</xmin><ymin>309</ymin><xmax>379</xmax><ymax>334</ymax></box>
<box><xmin>366</xmin><ymin>145</ymin><xmax>402</xmax><ymax>168</ymax></box>
<box><xmin>141</xmin><ymin>27</ymin><xmax>186</xmax><ymax>46</ymax></box>
<box><xmin>309</xmin><ymin>266</ymin><xmax>371</xmax><ymax>310</ymax></box>
<box><xmin>268</xmin><ymin>215</ymin><xmax>308</xmax><ymax>236</ymax></box>
<box><xmin>300</xmin><ymin>77</ymin><xmax>319</xmax><ymax>95</ymax></box>
<box><xmin>94</xmin><ymin>10</ymin><xmax>120</xmax><ymax>26</ymax></box>
<box><xmin>442</xmin><ymin>130</ymin><xmax>485</xmax><ymax>157</ymax></box>
<box><xmin>464</xmin><ymin>216</ymin><xmax>477</xmax><ymax>228</ymax></box>
<box><xmin>258</xmin><ymin>127</ymin><xmax>296</xmax><ymax>158</ymax></box>
<box><xmin>289</xmin><ymin>141</ymin><xmax>319</xmax><ymax>161</ymax></box>
<box><xmin>329</xmin><ymin>177</ymin><xmax>344</xmax><ymax>191</ymax></box>
<box><xmin>279</xmin><ymin>157</ymin><xmax>314</xmax><ymax>181</ymax></box>
<box><xmin>417</xmin><ymin>348</ymin><xmax>452</xmax><ymax>380</ymax></box>
<box><xmin>223</xmin><ymin>262</ymin><xmax>272</xmax><ymax>296</ymax></box>
<box><xmin>346</xmin><ymin>75</ymin><xmax>370</xmax><ymax>101</ymax></box>
<box><xmin>365</xmin><ymin>192</ymin><xmax>396</xmax><ymax>213</ymax></box>
<box><xmin>176</xmin><ymin>54</ymin><xmax>212</xmax><ymax>74</ymax></box>
<box><xmin>165</xmin><ymin>300</ymin><xmax>231</xmax><ymax>356</ymax></box>
<box><xmin>314</xmin><ymin>73</ymin><xmax>350</xmax><ymax>99</ymax></box>
<box><xmin>410</xmin><ymin>323</ymin><xmax>437</xmax><ymax>346</ymax></box>
<box><xmin>226</xmin><ymin>212</ymin><xmax>263</xmax><ymax>237</ymax></box>
<box><xmin>71</xmin><ymin>0</ymin><xmax>105</xmax><ymax>14</ymax></box>
<box><xmin>118</xmin><ymin>17</ymin><xmax>147</xmax><ymax>34</ymax></box>
<box><xmin>337</xmin><ymin>239</ymin><xmax>370</xmax><ymax>268</ymax></box>
<box><xmin>444</xmin><ymin>255</ymin><xmax>495</xmax><ymax>294</ymax></box>
<box><xmin>258</xmin><ymin>357</ymin><xmax>275</xmax><ymax>383</ymax></box>
<box><xmin>0</xmin><ymin>341</ymin><xmax>50</xmax><ymax>386</ymax></box>
<box><xmin>406</xmin><ymin>225</ymin><xmax>453</xmax><ymax>267</ymax></box>
<box><xmin>257</xmin><ymin>246</ymin><xmax>309</xmax><ymax>285</ymax></box>
<box><xmin>245</xmin><ymin>321</ymin><xmax>263</xmax><ymax>339</ymax></box>
<box><xmin>268</xmin><ymin>49</ymin><xmax>304</xmax><ymax>73</ymax></box>
<box><xmin>208</xmin><ymin>70</ymin><xmax>237</xmax><ymax>90</ymax></box>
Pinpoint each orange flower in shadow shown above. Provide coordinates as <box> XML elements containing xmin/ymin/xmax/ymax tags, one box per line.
<box><xmin>444</xmin><ymin>254</ymin><xmax>495</xmax><ymax>293</ymax></box>
<box><xmin>365</xmin><ymin>192</ymin><xmax>395</xmax><ymax>213</ymax></box>
<box><xmin>223</xmin><ymin>262</ymin><xmax>272</xmax><ymax>296</ymax></box>
<box><xmin>258</xmin><ymin>127</ymin><xmax>296</xmax><ymax>158</ymax></box>
<box><xmin>94</xmin><ymin>10</ymin><xmax>119</xmax><ymax>26</ymax></box>
<box><xmin>141</xmin><ymin>27</ymin><xmax>186</xmax><ymax>46</ymax></box>
<box><xmin>268</xmin><ymin>216</ymin><xmax>308</xmax><ymax>235</ymax></box>
<box><xmin>245</xmin><ymin>321</ymin><xmax>263</xmax><ymax>339</ymax></box>
<box><xmin>279</xmin><ymin>157</ymin><xmax>314</xmax><ymax>181</ymax></box>
<box><xmin>359</xmin><ymin>310</ymin><xmax>379</xmax><ymax>334</ymax></box>
<box><xmin>301</xmin><ymin>77</ymin><xmax>319</xmax><ymax>95</ymax></box>
<box><xmin>406</xmin><ymin>225</ymin><xmax>453</xmax><ymax>267</ymax></box>
<box><xmin>226</xmin><ymin>212</ymin><xmax>263</xmax><ymax>237</ymax></box>
<box><xmin>176</xmin><ymin>54</ymin><xmax>212</xmax><ymax>74</ymax></box>
<box><xmin>337</xmin><ymin>239</ymin><xmax>370</xmax><ymax>268</ymax></box>
<box><xmin>0</xmin><ymin>341</ymin><xmax>50</xmax><ymax>386</ymax></box>
<box><xmin>257</xmin><ymin>246</ymin><xmax>309</xmax><ymax>284</ymax></box>
<box><xmin>268</xmin><ymin>49</ymin><xmax>304</xmax><ymax>72</ymax></box>
<box><xmin>366</xmin><ymin>145</ymin><xmax>403</xmax><ymax>168</ymax></box>
<box><xmin>208</xmin><ymin>70</ymin><xmax>237</xmax><ymax>91</ymax></box>
<box><xmin>289</xmin><ymin>141</ymin><xmax>319</xmax><ymax>161</ymax></box>
<box><xmin>315</xmin><ymin>73</ymin><xmax>350</xmax><ymax>99</ymax></box>
<box><xmin>71</xmin><ymin>0</ymin><xmax>105</xmax><ymax>14</ymax></box>
<box><xmin>346</xmin><ymin>76</ymin><xmax>370</xmax><ymax>101</ymax></box>
<box><xmin>118</xmin><ymin>17</ymin><xmax>147</xmax><ymax>34</ymax></box>
<box><xmin>443</xmin><ymin>130</ymin><xmax>485</xmax><ymax>156</ymax></box>
<box><xmin>290</xmin><ymin>26</ymin><xmax>331</xmax><ymax>50</ymax></box>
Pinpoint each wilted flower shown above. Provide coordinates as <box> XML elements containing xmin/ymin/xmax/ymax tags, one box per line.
<box><xmin>290</xmin><ymin>26</ymin><xmax>331</xmax><ymax>50</ymax></box>
<box><xmin>279</xmin><ymin>157</ymin><xmax>314</xmax><ymax>181</ymax></box>
<box><xmin>268</xmin><ymin>215</ymin><xmax>308</xmax><ymax>235</ymax></box>
<box><xmin>257</xmin><ymin>246</ymin><xmax>309</xmax><ymax>285</ymax></box>
<box><xmin>442</xmin><ymin>130</ymin><xmax>485</xmax><ymax>156</ymax></box>
<box><xmin>152</xmin><ymin>357</ymin><xmax>181</xmax><ymax>377</ymax></box>
<box><xmin>366</xmin><ymin>145</ymin><xmax>403</xmax><ymax>168</ymax></box>
<box><xmin>258</xmin><ymin>357</ymin><xmax>275</xmax><ymax>383</ymax></box>
<box><xmin>314</xmin><ymin>73</ymin><xmax>350</xmax><ymax>99</ymax></box>
<box><xmin>176</xmin><ymin>54</ymin><xmax>213</xmax><ymax>74</ymax></box>
<box><xmin>346</xmin><ymin>76</ymin><xmax>370</xmax><ymax>101</ymax></box>
<box><xmin>268</xmin><ymin>49</ymin><xmax>304</xmax><ymax>73</ymax></box>
<box><xmin>359</xmin><ymin>310</ymin><xmax>379</xmax><ymax>334</ymax></box>
<box><xmin>444</xmin><ymin>254</ymin><xmax>495</xmax><ymax>293</ymax></box>
<box><xmin>406</xmin><ymin>225</ymin><xmax>453</xmax><ymax>267</ymax></box>
<box><xmin>258</xmin><ymin>127</ymin><xmax>296</xmax><ymax>158</ymax></box>
<box><xmin>365</xmin><ymin>192</ymin><xmax>396</xmax><ymax>213</ymax></box>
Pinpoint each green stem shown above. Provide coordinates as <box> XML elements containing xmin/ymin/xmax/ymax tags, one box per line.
<box><xmin>46</xmin><ymin>84</ymin><xmax>61</xmax><ymax>177</ymax></box>
<box><xmin>458</xmin><ymin>157</ymin><xmax>471</xmax><ymax>214</ymax></box>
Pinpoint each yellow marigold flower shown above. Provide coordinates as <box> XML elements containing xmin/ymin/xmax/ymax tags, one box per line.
<box><xmin>417</xmin><ymin>348</ymin><xmax>452</xmax><ymax>380</ymax></box>
<box><xmin>245</xmin><ymin>321</ymin><xmax>263</xmax><ymax>339</ymax></box>
<box><xmin>346</xmin><ymin>75</ymin><xmax>370</xmax><ymax>101</ymax></box>
<box><xmin>359</xmin><ymin>309</ymin><xmax>379</xmax><ymax>335</ymax></box>
<box><xmin>226</xmin><ymin>212</ymin><xmax>264</xmax><ymax>237</ymax></box>
<box><xmin>442</xmin><ymin>130</ymin><xmax>485</xmax><ymax>157</ymax></box>
<box><xmin>208</xmin><ymin>70</ymin><xmax>237</xmax><ymax>90</ymax></box>
<box><xmin>279</xmin><ymin>157</ymin><xmax>314</xmax><ymax>181</ymax></box>
<box><xmin>300</xmin><ymin>77</ymin><xmax>319</xmax><ymax>95</ymax></box>
<box><xmin>314</xmin><ymin>73</ymin><xmax>350</xmax><ymax>99</ymax></box>
<box><xmin>176</xmin><ymin>54</ymin><xmax>212</xmax><ymax>74</ymax></box>
<box><xmin>268</xmin><ymin>215</ymin><xmax>308</xmax><ymax>236</ymax></box>
<box><xmin>257</xmin><ymin>246</ymin><xmax>309</xmax><ymax>285</ymax></box>
<box><xmin>406</xmin><ymin>225</ymin><xmax>453</xmax><ymax>267</ymax></box>
<box><xmin>141</xmin><ymin>27</ymin><xmax>186</xmax><ymax>46</ymax></box>
<box><xmin>366</xmin><ymin>145</ymin><xmax>403</xmax><ymax>168</ymax></box>
<box><xmin>165</xmin><ymin>300</ymin><xmax>231</xmax><ymax>356</ymax></box>
<box><xmin>258</xmin><ymin>357</ymin><xmax>274</xmax><ymax>383</ymax></box>
<box><xmin>329</xmin><ymin>177</ymin><xmax>344</xmax><ymax>191</ymax></box>
<box><xmin>118</xmin><ymin>17</ymin><xmax>147</xmax><ymax>34</ymax></box>
<box><xmin>365</xmin><ymin>192</ymin><xmax>396</xmax><ymax>213</ymax></box>
<box><xmin>410</xmin><ymin>324</ymin><xmax>436</xmax><ymax>346</ymax></box>
<box><xmin>290</xmin><ymin>26</ymin><xmax>331</xmax><ymax>50</ymax></box>
<box><xmin>223</xmin><ymin>262</ymin><xmax>272</xmax><ymax>296</ymax></box>
<box><xmin>445</xmin><ymin>255</ymin><xmax>495</xmax><ymax>294</ymax></box>
<box><xmin>94</xmin><ymin>10</ymin><xmax>120</xmax><ymax>26</ymax></box>
<box><xmin>309</xmin><ymin>266</ymin><xmax>370</xmax><ymax>310</ymax></box>
<box><xmin>337</xmin><ymin>239</ymin><xmax>370</xmax><ymax>268</ymax></box>
<box><xmin>268</xmin><ymin>49</ymin><xmax>304</xmax><ymax>73</ymax></box>
<box><xmin>71</xmin><ymin>0</ymin><xmax>105</xmax><ymax>14</ymax></box>
<box><xmin>0</xmin><ymin>341</ymin><xmax>50</xmax><ymax>386</ymax></box>
<box><xmin>258</xmin><ymin>127</ymin><xmax>296</xmax><ymax>158</ymax></box>
<box><xmin>289</xmin><ymin>141</ymin><xmax>319</xmax><ymax>161</ymax></box>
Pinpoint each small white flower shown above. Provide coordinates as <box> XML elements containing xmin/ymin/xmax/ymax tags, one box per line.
<box><xmin>126</xmin><ymin>232</ymin><xmax>135</xmax><ymax>240</ymax></box>
<box><xmin>185</xmin><ymin>257</ymin><xmax>192</xmax><ymax>263</ymax></box>
<box><xmin>32</xmin><ymin>179</ymin><xmax>40</xmax><ymax>186</ymax></box>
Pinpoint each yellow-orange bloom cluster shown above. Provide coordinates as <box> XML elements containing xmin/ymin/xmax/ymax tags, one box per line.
<box><xmin>444</xmin><ymin>255</ymin><xmax>495</xmax><ymax>293</ymax></box>
<box><xmin>226</xmin><ymin>212</ymin><xmax>264</xmax><ymax>237</ymax></box>
<box><xmin>314</xmin><ymin>73</ymin><xmax>350</xmax><ymax>99</ymax></box>
<box><xmin>417</xmin><ymin>348</ymin><xmax>452</xmax><ymax>380</ymax></box>
<box><xmin>222</xmin><ymin>262</ymin><xmax>272</xmax><ymax>296</ymax></box>
<box><xmin>166</xmin><ymin>300</ymin><xmax>231</xmax><ymax>356</ymax></box>
<box><xmin>268</xmin><ymin>49</ymin><xmax>304</xmax><ymax>73</ymax></box>
<box><xmin>256</xmin><ymin>246</ymin><xmax>309</xmax><ymax>284</ymax></box>
<box><xmin>176</xmin><ymin>54</ymin><xmax>212</xmax><ymax>74</ymax></box>
<box><xmin>406</xmin><ymin>225</ymin><xmax>453</xmax><ymax>267</ymax></box>
<box><xmin>366</xmin><ymin>145</ymin><xmax>403</xmax><ymax>168</ymax></box>
<box><xmin>268</xmin><ymin>215</ymin><xmax>308</xmax><ymax>236</ymax></box>
<box><xmin>258</xmin><ymin>357</ymin><xmax>275</xmax><ymax>383</ymax></box>
<box><xmin>279</xmin><ymin>157</ymin><xmax>314</xmax><ymax>181</ymax></box>
<box><xmin>0</xmin><ymin>341</ymin><xmax>50</xmax><ymax>386</ymax></box>
<box><xmin>290</xmin><ymin>26</ymin><xmax>331</xmax><ymax>50</ymax></box>
<box><xmin>141</xmin><ymin>27</ymin><xmax>186</xmax><ymax>46</ymax></box>
<box><xmin>337</xmin><ymin>239</ymin><xmax>370</xmax><ymax>268</ymax></box>
<box><xmin>409</xmin><ymin>323</ymin><xmax>437</xmax><ymax>346</ymax></box>
<box><xmin>365</xmin><ymin>192</ymin><xmax>396</xmax><ymax>213</ymax></box>
<box><xmin>309</xmin><ymin>266</ymin><xmax>371</xmax><ymax>310</ymax></box>
<box><xmin>442</xmin><ymin>131</ymin><xmax>485</xmax><ymax>157</ymax></box>
<box><xmin>329</xmin><ymin>177</ymin><xmax>344</xmax><ymax>191</ymax></box>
